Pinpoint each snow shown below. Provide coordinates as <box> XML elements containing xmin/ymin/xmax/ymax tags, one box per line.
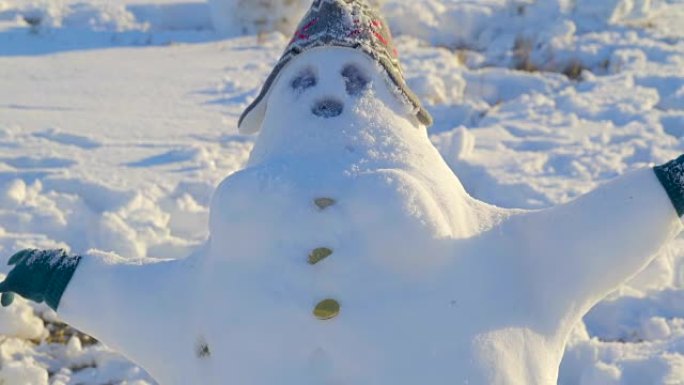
<box><xmin>207</xmin><ymin>0</ymin><xmax>311</xmax><ymax>36</ymax></box>
<box><xmin>0</xmin><ymin>0</ymin><xmax>683</xmax><ymax>383</ymax></box>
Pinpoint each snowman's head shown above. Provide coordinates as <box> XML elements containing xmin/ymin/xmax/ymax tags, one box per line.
<box><xmin>246</xmin><ymin>45</ymin><xmax>437</xmax><ymax>167</ymax></box>
<box><xmin>238</xmin><ymin>0</ymin><xmax>432</xmax><ymax>134</ymax></box>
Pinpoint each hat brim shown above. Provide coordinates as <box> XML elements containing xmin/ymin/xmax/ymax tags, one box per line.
<box><xmin>237</xmin><ymin>47</ymin><xmax>302</xmax><ymax>134</ymax></box>
<box><xmin>237</xmin><ymin>90</ymin><xmax>269</xmax><ymax>134</ymax></box>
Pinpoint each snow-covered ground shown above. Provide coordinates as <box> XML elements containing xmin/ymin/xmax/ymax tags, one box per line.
<box><xmin>0</xmin><ymin>0</ymin><xmax>684</xmax><ymax>384</ymax></box>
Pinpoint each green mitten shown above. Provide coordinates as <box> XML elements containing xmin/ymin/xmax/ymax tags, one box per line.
<box><xmin>654</xmin><ymin>154</ymin><xmax>684</xmax><ymax>217</ymax></box>
<box><xmin>0</xmin><ymin>249</ymin><xmax>81</xmax><ymax>311</ymax></box>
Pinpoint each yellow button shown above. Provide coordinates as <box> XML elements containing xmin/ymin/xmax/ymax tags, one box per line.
<box><xmin>314</xmin><ymin>299</ymin><xmax>340</xmax><ymax>320</ymax></box>
<box><xmin>308</xmin><ymin>247</ymin><xmax>333</xmax><ymax>265</ymax></box>
<box><xmin>314</xmin><ymin>198</ymin><xmax>336</xmax><ymax>210</ymax></box>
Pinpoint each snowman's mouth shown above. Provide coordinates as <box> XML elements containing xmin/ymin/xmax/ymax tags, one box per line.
<box><xmin>312</xmin><ymin>98</ymin><xmax>344</xmax><ymax>118</ymax></box>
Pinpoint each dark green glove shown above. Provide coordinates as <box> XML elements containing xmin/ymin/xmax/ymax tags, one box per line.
<box><xmin>0</xmin><ymin>249</ymin><xmax>82</xmax><ymax>311</ymax></box>
<box><xmin>654</xmin><ymin>154</ymin><xmax>684</xmax><ymax>217</ymax></box>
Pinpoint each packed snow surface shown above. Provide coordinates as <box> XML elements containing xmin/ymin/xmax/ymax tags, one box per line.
<box><xmin>1</xmin><ymin>0</ymin><xmax>684</xmax><ymax>384</ymax></box>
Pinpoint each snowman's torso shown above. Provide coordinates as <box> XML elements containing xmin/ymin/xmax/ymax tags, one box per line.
<box><xmin>184</xmin><ymin>160</ymin><xmax>560</xmax><ymax>385</ymax></box>
<box><xmin>156</xmin><ymin>45</ymin><xmax>565</xmax><ymax>385</ymax></box>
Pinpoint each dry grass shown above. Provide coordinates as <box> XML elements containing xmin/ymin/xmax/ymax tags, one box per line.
<box><xmin>34</xmin><ymin>320</ymin><xmax>99</xmax><ymax>346</ymax></box>
<box><xmin>513</xmin><ymin>37</ymin><xmax>541</xmax><ymax>72</ymax></box>
<box><xmin>562</xmin><ymin>60</ymin><xmax>585</xmax><ymax>80</ymax></box>
<box><xmin>513</xmin><ymin>37</ymin><xmax>590</xmax><ymax>80</ymax></box>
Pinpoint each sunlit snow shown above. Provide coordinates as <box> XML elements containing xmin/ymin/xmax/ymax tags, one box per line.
<box><xmin>1</xmin><ymin>0</ymin><xmax>684</xmax><ymax>384</ymax></box>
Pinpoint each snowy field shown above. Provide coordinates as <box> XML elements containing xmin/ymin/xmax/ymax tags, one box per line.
<box><xmin>1</xmin><ymin>0</ymin><xmax>684</xmax><ymax>384</ymax></box>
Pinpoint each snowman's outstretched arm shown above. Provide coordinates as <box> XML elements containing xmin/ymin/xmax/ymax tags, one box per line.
<box><xmin>506</xmin><ymin>157</ymin><xmax>684</xmax><ymax>320</ymax></box>
<box><xmin>0</xmin><ymin>249</ymin><xmax>191</xmax><ymax>356</ymax></box>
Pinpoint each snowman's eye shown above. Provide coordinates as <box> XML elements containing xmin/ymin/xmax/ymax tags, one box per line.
<box><xmin>341</xmin><ymin>64</ymin><xmax>369</xmax><ymax>96</ymax></box>
<box><xmin>291</xmin><ymin>68</ymin><xmax>317</xmax><ymax>93</ymax></box>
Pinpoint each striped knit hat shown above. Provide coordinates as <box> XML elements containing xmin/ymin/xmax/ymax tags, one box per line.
<box><xmin>238</xmin><ymin>0</ymin><xmax>433</xmax><ymax>133</ymax></box>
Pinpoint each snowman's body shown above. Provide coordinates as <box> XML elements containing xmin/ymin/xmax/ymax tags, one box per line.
<box><xmin>56</xmin><ymin>48</ymin><xmax>681</xmax><ymax>385</ymax></box>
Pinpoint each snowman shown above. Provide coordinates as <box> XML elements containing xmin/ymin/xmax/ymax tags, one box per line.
<box><xmin>2</xmin><ymin>1</ymin><xmax>684</xmax><ymax>384</ymax></box>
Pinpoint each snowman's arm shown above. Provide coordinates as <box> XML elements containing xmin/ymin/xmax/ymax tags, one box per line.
<box><xmin>509</xmin><ymin>163</ymin><xmax>683</xmax><ymax>318</ymax></box>
<box><xmin>56</xmin><ymin>251</ymin><xmax>194</xmax><ymax>356</ymax></box>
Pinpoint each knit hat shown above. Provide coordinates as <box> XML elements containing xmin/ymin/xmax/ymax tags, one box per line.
<box><xmin>238</xmin><ymin>0</ymin><xmax>433</xmax><ymax>134</ymax></box>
